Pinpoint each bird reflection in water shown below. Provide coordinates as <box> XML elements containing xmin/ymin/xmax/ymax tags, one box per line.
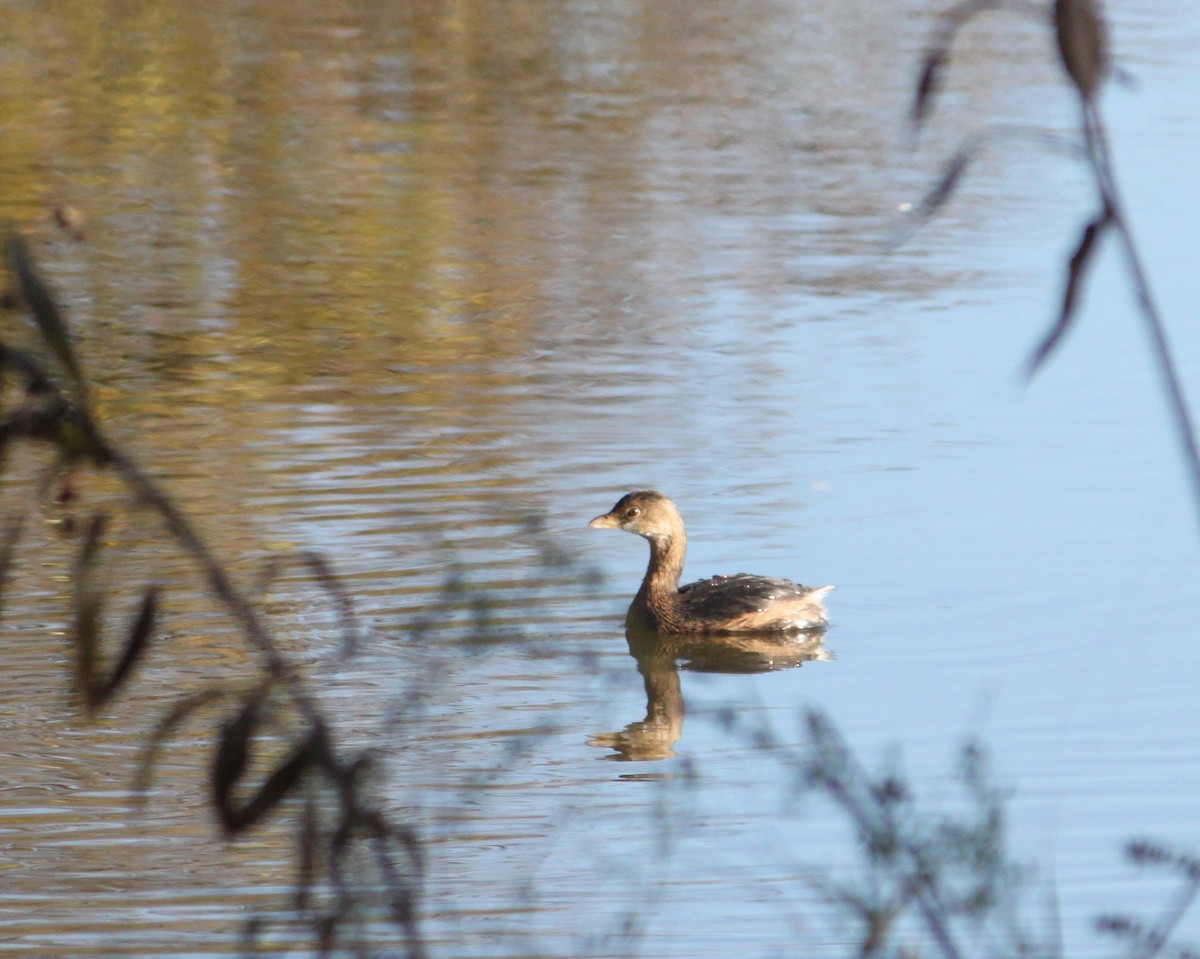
<box><xmin>587</xmin><ymin>490</ymin><xmax>834</xmax><ymax>760</ymax></box>
<box><xmin>587</xmin><ymin>620</ymin><xmax>832</xmax><ymax>762</ymax></box>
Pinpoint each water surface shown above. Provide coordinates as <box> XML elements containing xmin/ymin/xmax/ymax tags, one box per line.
<box><xmin>2</xmin><ymin>0</ymin><xmax>1200</xmax><ymax>955</ymax></box>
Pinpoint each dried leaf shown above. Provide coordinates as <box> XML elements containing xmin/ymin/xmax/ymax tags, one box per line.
<box><xmin>300</xmin><ymin>550</ymin><xmax>361</xmax><ymax>658</ymax></box>
<box><xmin>921</xmin><ymin>147</ymin><xmax>973</xmax><ymax>218</ymax></box>
<box><xmin>72</xmin><ymin>589</ymin><xmax>104</xmax><ymax>707</ymax></box>
<box><xmin>5</xmin><ymin>233</ymin><xmax>84</xmax><ymax>387</ymax></box>
<box><xmin>227</xmin><ymin>745</ymin><xmax>312</xmax><ymax>833</ymax></box>
<box><xmin>254</xmin><ymin>551</ymin><xmax>361</xmax><ymax>656</ymax></box>
<box><xmin>212</xmin><ymin>701</ymin><xmax>256</xmax><ymax>832</ymax></box>
<box><xmin>1026</xmin><ymin>208</ymin><xmax>1112</xmax><ymax>376</ymax></box>
<box><xmin>882</xmin><ymin>140</ymin><xmax>987</xmax><ymax>254</ymax></box>
<box><xmin>911</xmin><ymin>49</ymin><xmax>949</xmax><ymax>128</ymax></box>
<box><xmin>1054</xmin><ymin>0</ymin><xmax>1109</xmax><ymax>100</ymax></box>
<box><xmin>133</xmin><ymin>688</ymin><xmax>226</xmax><ymax>798</ymax></box>
<box><xmin>89</xmin><ymin>585</ymin><xmax>158</xmax><ymax>708</ymax></box>
<box><xmin>212</xmin><ymin>700</ymin><xmax>314</xmax><ymax>835</ymax></box>
<box><xmin>70</xmin><ymin>513</ymin><xmax>109</xmax><ymax>709</ymax></box>
<box><xmin>910</xmin><ymin>0</ymin><xmax>1010</xmax><ymax>130</ymax></box>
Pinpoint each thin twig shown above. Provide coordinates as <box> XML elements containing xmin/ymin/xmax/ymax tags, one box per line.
<box><xmin>1131</xmin><ymin>866</ymin><xmax>1200</xmax><ymax>959</ymax></box>
<box><xmin>103</xmin><ymin>444</ymin><xmax>327</xmax><ymax>731</ymax></box>
<box><xmin>1078</xmin><ymin>101</ymin><xmax>1200</xmax><ymax>532</ymax></box>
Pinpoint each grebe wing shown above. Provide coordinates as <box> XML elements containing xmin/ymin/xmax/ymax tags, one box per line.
<box><xmin>677</xmin><ymin>573</ymin><xmax>819</xmax><ymax>619</ymax></box>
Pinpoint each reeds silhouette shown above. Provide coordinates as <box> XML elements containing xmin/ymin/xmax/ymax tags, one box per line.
<box><xmin>0</xmin><ymin>232</ymin><xmax>424</xmax><ymax>958</ymax></box>
<box><xmin>752</xmin><ymin>709</ymin><xmax>1200</xmax><ymax>959</ymax></box>
<box><xmin>909</xmin><ymin>0</ymin><xmax>1200</xmax><ymax>527</ymax></box>
<box><xmin>771</xmin><ymin>2</ymin><xmax>1200</xmax><ymax>954</ymax></box>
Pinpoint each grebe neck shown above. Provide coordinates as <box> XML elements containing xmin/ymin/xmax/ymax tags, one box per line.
<box><xmin>640</xmin><ymin>532</ymin><xmax>686</xmax><ymax>603</ymax></box>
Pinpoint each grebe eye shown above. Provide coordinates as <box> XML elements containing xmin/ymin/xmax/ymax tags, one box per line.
<box><xmin>626</xmin><ymin>506</ymin><xmax>641</xmax><ymax>518</ymax></box>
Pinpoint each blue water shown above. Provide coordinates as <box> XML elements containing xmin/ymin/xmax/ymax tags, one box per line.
<box><xmin>2</xmin><ymin>0</ymin><xmax>1200</xmax><ymax>956</ymax></box>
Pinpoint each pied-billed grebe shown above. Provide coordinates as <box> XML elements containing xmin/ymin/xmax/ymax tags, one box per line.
<box><xmin>589</xmin><ymin>490</ymin><xmax>832</xmax><ymax>634</ymax></box>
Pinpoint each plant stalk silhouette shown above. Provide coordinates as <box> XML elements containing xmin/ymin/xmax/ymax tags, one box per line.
<box><xmin>912</xmin><ymin>0</ymin><xmax>1200</xmax><ymax>529</ymax></box>
<box><xmin>0</xmin><ymin>232</ymin><xmax>423</xmax><ymax>958</ymax></box>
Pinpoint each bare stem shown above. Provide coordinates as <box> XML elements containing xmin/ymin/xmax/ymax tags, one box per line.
<box><xmin>1080</xmin><ymin>102</ymin><xmax>1200</xmax><ymax>530</ymax></box>
<box><xmin>1132</xmin><ymin>868</ymin><xmax>1200</xmax><ymax>959</ymax></box>
<box><xmin>105</xmin><ymin>444</ymin><xmax>327</xmax><ymax>732</ymax></box>
<box><xmin>807</xmin><ymin>716</ymin><xmax>969</xmax><ymax>959</ymax></box>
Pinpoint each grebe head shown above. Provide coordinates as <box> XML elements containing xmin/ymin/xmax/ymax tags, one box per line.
<box><xmin>589</xmin><ymin>490</ymin><xmax>683</xmax><ymax>545</ymax></box>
